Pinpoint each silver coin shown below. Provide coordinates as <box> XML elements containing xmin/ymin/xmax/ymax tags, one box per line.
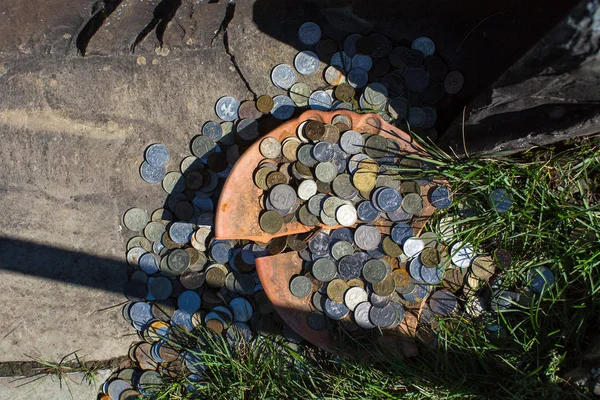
<box><xmin>140</xmin><ymin>161</ymin><xmax>166</xmax><ymax>184</ymax></box>
<box><xmin>339</xmin><ymin>130</ymin><xmax>364</xmax><ymax>154</ymax></box>
<box><xmin>237</xmin><ymin>118</ymin><xmax>260</xmax><ymax>141</ymax></box>
<box><xmin>215</xmin><ymin>96</ymin><xmax>240</xmax><ymax>122</ymax></box>
<box><xmin>308</xmin><ymin>193</ymin><xmax>327</xmax><ymax>216</ymax></box>
<box><xmin>289</xmin><ymin>82</ymin><xmax>312</xmax><ymax>107</ymax></box>
<box><xmin>308</xmin><ymin>90</ymin><xmax>332</xmax><ymax>111</ymax></box>
<box><xmin>259</xmin><ymin>137</ymin><xmax>282</xmax><ymax>159</ymax></box>
<box><xmin>315</xmin><ymin>162</ymin><xmax>337</xmax><ymax>183</ymax></box>
<box><xmin>364</xmin><ymin>83</ymin><xmax>388</xmax><ymax>106</ymax></box>
<box><xmin>354</xmin><ymin>225</ymin><xmax>381</xmax><ymax>251</ymax></box>
<box><xmin>320</xmin><ymin>210</ymin><xmax>338</xmax><ymax>226</ymax></box>
<box><xmin>344</xmin><ymin>287</ymin><xmax>368</xmax><ymax>311</ymax></box>
<box><xmin>126</xmin><ymin>247</ymin><xmax>147</xmax><ymax>266</ymax></box>
<box><xmin>144</xmin><ymin>221</ymin><xmax>166</xmax><ymax>242</ymax></box>
<box><xmin>336</xmin><ymin>204</ymin><xmax>357</xmax><ymax>227</ymax></box>
<box><xmin>169</xmin><ymin>222</ymin><xmax>194</xmax><ymax>244</ymax></box>
<box><xmin>298</xmin><ymin>22</ymin><xmax>321</xmax><ymax>45</ymax></box>
<box><xmin>271</xmin><ymin>64</ymin><xmax>297</xmax><ymax>90</ymax></box>
<box><xmin>294</xmin><ymin>51</ymin><xmax>320</xmax><ymax>75</ymax></box>
<box><xmin>411</xmin><ymin>36</ymin><xmax>435</xmax><ymax>56</ymax></box>
<box><xmin>450</xmin><ymin>242</ymin><xmax>474</xmax><ymax>268</ymax></box>
<box><xmin>403</xmin><ymin>237</ymin><xmax>425</xmax><ymax>257</ymax></box>
<box><xmin>369</xmin><ymin>303</ymin><xmax>397</xmax><ymax>328</ymax></box>
<box><xmin>344</xmin><ymin>34</ymin><xmax>362</xmax><ymax>57</ymax></box>
<box><xmin>124</xmin><ymin>208</ymin><xmax>148</xmax><ymax>231</ymax></box>
<box><xmin>230</xmin><ymin>297</ymin><xmax>253</xmax><ymax>322</ymax></box>
<box><xmin>297</xmin><ymin>180</ymin><xmax>317</xmax><ymax>201</ymax></box>
<box><xmin>270</xmin><ymin>184</ymin><xmax>298</xmax><ymax>211</ymax></box>
<box><xmin>330</xmin><ymin>51</ymin><xmax>352</xmax><ymax>73</ymax></box>
<box><xmin>271</xmin><ymin>95</ymin><xmax>296</xmax><ymax>120</ymax></box>
<box><xmin>429</xmin><ymin>289</ymin><xmax>458</xmax><ymax>315</ymax></box>
<box><xmin>324</xmin><ymin>298</ymin><xmax>349</xmax><ymax>320</ymax></box>
<box><xmin>354</xmin><ymin>301</ymin><xmax>375</xmax><ymax>329</ymax></box>
<box><xmin>324</xmin><ymin>66</ymin><xmax>347</xmax><ymax>85</ymax></box>
<box><xmin>331</xmin><ymin>241</ymin><xmax>354</xmax><ymax>260</ymax></box>
<box><xmin>145</xmin><ymin>144</ymin><xmax>170</xmax><ymax>167</ymax></box>
<box><xmin>359</xmin><ymin>93</ymin><xmax>385</xmax><ymax>111</ymax></box>
<box><xmin>162</xmin><ymin>171</ymin><xmax>184</xmax><ymax>194</ymax></box>
<box><xmin>352</xmin><ymin>54</ymin><xmax>372</xmax><ymax>71</ymax></box>
<box><xmin>408</xmin><ymin>107</ymin><xmax>426</xmax><ymax>128</ymax></box>
<box><xmin>347</xmin><ymin>68</ymin><xmax>369</xmax><ymax>89</ymax></box>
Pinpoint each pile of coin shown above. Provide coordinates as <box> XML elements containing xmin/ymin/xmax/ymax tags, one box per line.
<box><xmin>267</xmin><ymin>22</ymin><xmax>465</xmax><ymax>142</ymax></box>
<box><xmin>254</xmin><ymin>115</ymin><xmax>454</xmax><ymax>235</ymax></box>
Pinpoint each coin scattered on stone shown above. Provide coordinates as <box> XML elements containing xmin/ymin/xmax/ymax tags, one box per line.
<box><xmin>124</xmin><ymin>208</ymin><xmax>148</xmax><ymax>231</ymax></box>
<box><xmin>256</xmin><ymin>95</ymin><xmax>274</xmax><ymax>113</ymax></box>
<box><xmin>271</xmin><ymin>64</ymin><xmax>297</xmax><ymax>90</ymax></box>
<box><xmin>294</xmin><ymin>51</ymin><xmax>320</xmax><ymax>75</ymax></box>
<box><xmin>298</xmin><ymin>22</ymin><xmax>321</xmax><ymax>45</ymax></box>
<box><xmin>215</xmin><ymin>96</ymin><xmax>240</xmax><ymax>122</ymax></box>
<box><xmin>145</xmin><ymin>144</ymin><xmax>170</xmax><ymax>167</ymax></box>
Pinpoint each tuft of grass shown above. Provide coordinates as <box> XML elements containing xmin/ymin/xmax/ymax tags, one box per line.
<box><xmin>150</xmin><ymin>135</ymin><xmax>599</xmax><ymax>399</ymax></box>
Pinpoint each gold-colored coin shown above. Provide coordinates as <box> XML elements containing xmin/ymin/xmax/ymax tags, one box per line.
<box><xmin>392</xmin><ymin>269</ymin><xmax>410</xmax><ymax>288</ymax></box>
<box><xmin>256</xmin><ymin>95</ymin><xmax>274</xmax><ymax>113</ymax></box>
<box><xmin>206</xmin><ymin>319</ymin><xmax>224</xmax><ymax>333</ymax></box>
<box><xmin>305</xmin><ymin>120</ymin><xmax>326</xmax><ymax>141</ymax></box>
<box><xmin>352</xmin><ymin>169</ymin><xmax>377</xmax><ymax>191</ymax></box>
<box><xmin>322</xmin><ymin>124</ymin><xmax>341</xmax><ymax>144</ymax></box>
<box><xmin>420</xmin><ymin>247</ymin><xmax>440</xmax><ymax>268</ymax></box>
<box><xmin>162</xmin><ymin>231</ymin><xmax>183</xmax><ymax>249</ymax></box>
<box><xmin>347</xmin><ymin>278</ymin><xmax>365</xmax><ymax>289</ymax></box>
<box><xmin>267</xmin><ymin>236</ymin><xmax>287</xmax><ymax>254</ymax></box>
<box><xmin>327</xmin><ymin>279</ymin><xmax>349</xmax><ymax>303</ymax></box>
<box><xmin>399</xmin><ymin>181</ymin><xmax>420</xmax><ymax>195</ymax></box>
<box><xmin>266</xmin><ymin>171</ymin><xmax>287</xmax><ymax>188</ymax></box>
<box><xmin>382</xmin><ymin>237</ymin><xmax>403</xmax><ymax>257</ymax></box>
<box><xmin>357</xmin><ymin>159</ymin><xmax>379</xmax><ymax>173</ymax></box>
<box><xmin>442</xmin><ymin>268</ymin><xmax>464</xmax><ymax>292</ymax></box>
<box><xmin>372</xmin><ymin>274</ymin><xmax>395</xmax><ymax>296</ymax></box>
<box><xmin>253</xmin><ymin>167</ymin><xmax>272</xmax><ymax>190</ymax></box>
<box><xmin>184</xmin><ymin>247</ymin><xmax>201</xmax><ymax>266</ymax></box>
<box><xmin>471</xmin><ymin>255</ymin><xmax>496</xmax><ymax>280</ymax></box>
<box><xmin>147</xmin><ymin>321</ymin><xmax>170</xmax><ymax>341</ymax></box>
<box><xmin>282</xmin><ymin>139</ymin><xmax>300</xmax><ymax>161</ymax></box>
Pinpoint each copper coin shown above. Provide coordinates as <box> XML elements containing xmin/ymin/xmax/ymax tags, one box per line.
<box><xmin>471</xmin><ymin>255</ymin><xmax>496</xmax><ymax>280</ymax></box>
<box><xmin>238</xmin><ymin>100</ymin><xmax>262</xmax><ymax>120</ymax></box>
<box><xmin>304</xmin><ymin>120</ymin><xmax>325</xmax><ymax>141</ymax></box>
<box><xmin>256</xmin><ymin>95</ymin><xmax>274</xmax><ymax>113</ymax></box>
<box><xmin>442</xmin><ymin>268</ymin><xmax>464</xmax><ymax>292</ymax></box>
<box><xmin>254</xmin><ymin>167</ymin><xmax>272</xmax><ymax>190</ymax></box>
<box><xmin>392</xmin><ymin>269</ymin><xmax>410</xmax><ymax>288</ymax></box>
<box><xmin>334</xmin><ymin>83</ymin><xmax>355</xmax><ymax>102</ymax></box>
<box><xmin>267</xmin><ymin>236</ymin><xmax>287</xmax><ymax>254</ymax></box>
<box><xmin>206</xmin><ymin>319</ymin><xmax>224</xmax><ymax>333</ymax></box>
<box><xmin>266</xmin><ymin>171</ymin><xmax>287</xmax><ymax>188</ymax></box>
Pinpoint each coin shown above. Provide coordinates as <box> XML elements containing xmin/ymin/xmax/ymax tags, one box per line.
<box><xmin>271</xmin><ymin>95</ymin><xmax>296</xmax><ymax>120</ymax></box>
<box><xmin>191</xmin><ymin>135</ymin><xmax>217</xmax><ymax>159</ymax></box>
<box><xmin>392</xmin><ymin>268</ymin><xmax>410</xmax><ymax>289</ymax></box>
<box><xmin>325</xmin><ymin>279</ymin><xmax>348</xmax><ymax>303</ymax></box>
<box><xmin>347</xmin><ymin>67</ymin><xmax>369</xmax><ymax>89</ymax></box>
<box><xmin>324</xmin><ymin>298</ymin><xmax>350</xmax><ymax>320</ymax></box>
<box><xmin>401</xmin><ymin>193</ymin><xmax>423</xmax><ymax>214</ymax></box>
<box><xmin>259</xmin><ymin>210</ymin><xmax>284</xmax><ymax>234</ymax></box>
<box><xmin>339</xmin><ymin>130</ymin><xmax>364</xmax><ymax>154</ymax></box>
<box><xmin>443</xmin><ymin>268</ymin><xmax>465</xmax><ymax>292</ymax></box>
<box><xmin>373</xmin><ymin>274</ymin><xmax>395</xmax><ymax>296</ymax></box>
<box><xmin>312</xmin><ymin>258</ymin><xmax>337</xmax><ymax>282</ymax></box>
<box><xmin>294</xmin><ymin>50</ymin><xmax>320</xmax><ymax>75</ymax></box>
<box><xmin>420</xmin><ymin>247</ymin><xmax>440</xmax><ymax>268</ymax></box>
<box><xmin>528</xmin><ymin>266</ymin><xmax>555</xmax><ymax>293</ymax></box>
<box><xmin>344</xmin><ymin>287</ymin><xmax>368</xmax><ymax>311</ymax></box>
<box><xmin>289</xmin><ymin>82</ymin><xmax>312</xmax><ymax>107</ymax></box>
<box><xmin>450</xmin><ymin>242</ymin><xmax>474</xmax><ymax>268</ymax></box>
<box><xmin>331</xmin><ymin>51</ymin><xmax>352</xmax><ymax>73</ymax></box>
<box><xmin>354</xmin><ymin>225</ymin><xmax>381</xmax><ymax>251</ymax></box>
<box><xmin>290</xmin><ymin>275</ymin><xmax>312</xmax><ymax>297</ymax></box>
<box><xmin>408</xmin><ymin>107</ymin><xmax>426</xmax><ymax>128</ymax></box>
<box><xmin>336</xmin><ymin>204</ymin><xmax>357</xmax><ymax>226</ymax></box>
<box><xmin>215</xmin><ymin>96</ymin><xmax>240</xmax><ymax>122</ymax></box>
<box><xmin>369</xmin><ymin>303</ymin><xmax>397</xmax><ymax>328</ymax></box>
<box><xmin>298</xmin><ymin>22</ymin><xmax>321</xmax><ymax>45</ymax></box>
<box><xmin>282</xmin><ymin>138</ymin><xmax>301</xmax><ymax>161</ymax></box>
<box><xmin>354</xmin><ymin>301</ymin><xmax>375</xmax><ymax>329</ymax></box>
<box><xmin>259</xmin><ymin>137</ymin><xmax>282</xmax><ymax>159</ymax></box>
<box><xmin>271</xmin><ymin>64</ymin><xmax>297</xmax><ymax>90</ymax></box>
<box><xmin>334</xmin><ymin>83</ymin><xmax>355</xmax><ymax>102</ymax></box>
<box><xmin>429</xmin><ymin>289</ymin><xmax>458</xmax><ymax>315</ymax></box>
<box><xmin>404</xmin><ymin>67</ymin><xmax>430</xmax><ymax>93</ymax></box>
<box><xmin>145</xmin><ymin>144</ymin><xmax>170</xmax><ymax>167</ymax></box>
<box><xmin>337</xmin><ymin>255</ymin><xmax>362</xmax><ymax>280</ymax></box>
<box><xmin>307</xmin><ymin>311</ymin><xmax>327</xmax><ymax>330</ymax></box>
<box><xmin>364</xmin><ymin>83</ymin><xmax>388</xmax><ymax>106</ymax></box>
<box><xmin>411</xmin><ymin>36</ymin><xmax>435</xmax><ymax>56</ymax></box>
<box><xmin>444</xmin><ymin>71</ymin><xmax>464</xmax><ymax>95</ymax></box>
<box><xmin>309</xmin><ymin>90</ymin><xmax>332</xmax><ymax>111</ymax></box>
<box><xmin>471</xmin><ymin>255</ymin><xmax>496</xmax><ymax>280</ymax></box>
<box><xmin>403</xmin><ymin>237</ymin><xmax>424</xmax><ymax>257</ymax></box>
<box><xmin>489</xmin><ymin>188</ymin><xmax>513</xmax><ymax>213</ymax></box>
<box><xmin>256</xmin><ymin>95</ymin><xmax>274</xmax><ymax>113</ymax></box>
<box><xmin>382</xmin><ymin>236</ymin><xmax>403</xmax><ymax>257</ymax></box>
<box><xmin>324</xmin><ymin>65</ymin><xmax>347</xmax><ymax>86</ymax></box>
<box><xmin>362</xmin><ymin>259</ymin><xmax>387</xmax><ymax>283</ymax></box>
<box><xmin>123</xmin><ymin>208</ymin><xmax>148</xmax><ymax>231</ymax></box>
<box><xmin>430</xmin><ymin>186</ymin><xmax>453</xmax><ymax>209</ymax></box>
<box><xmin>139</xmin><ymin>161</ymin><xmax>166</xmax><ymax>184</ymax></box>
